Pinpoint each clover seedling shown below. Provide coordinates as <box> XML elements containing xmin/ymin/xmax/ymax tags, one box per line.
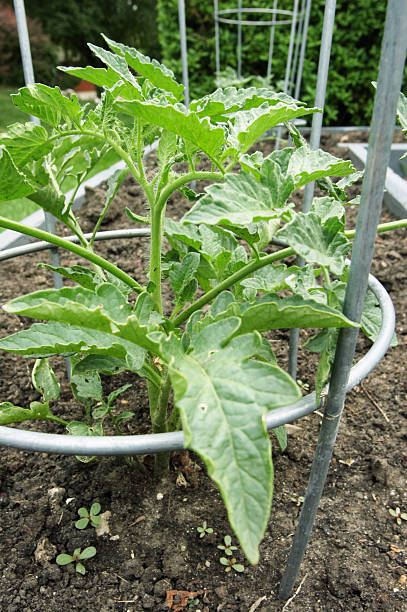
<box><xmin>217</xmin><ymin>535</ymin><xmax>238</xmax><ymax>556</ymax></box>
<box><xmin>389</xmin><ymin>507</ymin><xmax>407</xmax><ymax>525</ymax></box>
<box><xmin>56</xmin><ymin>546</ymin><xmax>97</xmax><ymax>574</ymax></box>
<box><xmin>75</xmin><ymin>502</ymin><xmax>102</xmax><ymax>529</ymax></box>
<box><xmin>197</xmin><ymin>520</ymin><xmax>213</xmax><ymax>538</ymax></box>
<box><xmin>219</xmin><ymin>557</ymin><xmax>244</xmax><ymax>573</ymax></box>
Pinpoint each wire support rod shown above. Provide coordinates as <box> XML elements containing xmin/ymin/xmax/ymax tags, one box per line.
<box><xmin>279</xmin><ymin>0</ymin><xmax>407</xmax><ymax>599</ymax></box>
<box><xmin>288</xmin><ymin>0</ymin><xmax>336</xmax><ymax>380</ymax></box>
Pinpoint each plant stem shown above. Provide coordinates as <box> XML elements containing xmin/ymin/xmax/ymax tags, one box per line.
<box><xmin>155</xmin><ymin>171</ymin><xmax>224</xmax><ymax>214</ymax></box>
<box><xmin>0</xmin><ymin>217</ymin><xmax>144</xmax><ymax>293</ymax></box>
<box><xmin>150</xmin><ymin>205</ymin><xmax>165</xmax><ymax>314</ymax></box>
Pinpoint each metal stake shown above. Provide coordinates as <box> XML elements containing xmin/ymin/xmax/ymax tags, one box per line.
<box><xmin>288</xmin><ymin>0</ymin><xmax>336</xmax><ymax>380</ymax></box>
<box><xmin>178</xmin><ymin>0</ymin><xmax>190</xmax><ymax>106</ymax></box>
<box><xmin>279</xmin><ymin>0</ymin><xmax>407</xmax><ymax>598</ymax></box>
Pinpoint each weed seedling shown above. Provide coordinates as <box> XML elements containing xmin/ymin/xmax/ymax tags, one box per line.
<box><xmin>217</xmin><ymin>535</ymin><xmax>238</xmax><ymax>556</ymax></box>
<box><xmin>389</xmin><ymin>507</ymin><xmax>407</xmax><ymax>525</ymax></box>
<box><xmin>56</xmin><ymin>546</ymin><xmax>97</xmax><ymax>574</ymax></box>
<box><xmin>197</xmin><ymin>521</ymin><xmax>213</xmax><ymax>538</ymax></box>
<box><xmin>75</xmin><ymin>503</ymin><xmax>102</xmax><ymax>529</ymax></box>
<box><xmin>291</xmin><ymin>495</ymin><xmax>305</xmax><ymax>507</ymax></box>
<box><xmin>219</xmin><ymin>557</ymin><xmax>244</xmax><ymax>573</ymax></box>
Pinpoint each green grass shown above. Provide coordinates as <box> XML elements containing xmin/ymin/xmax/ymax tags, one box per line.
<box><xmin>0</xmin><ymin>88</ymin><xmax>28</xmax><ymax>133</ymax></box>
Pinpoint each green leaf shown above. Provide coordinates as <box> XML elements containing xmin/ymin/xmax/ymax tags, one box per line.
<box><xmin>114</xmin><ymin>100</ymin><xmax>225</xmax><ymax>159</ymax></box>
<box><xmin>0</xmin><ymin>122</ymin><xmax>52</xmax><ymax>167</ymax></box>
<box><xmin>237</xmin><ymin>294</ymin><xmax>359</xmax><ymax>333</ymax></box>
<box><xmin>228</xmin><ymin>103</ymin><xmax>318</xmax><ymax>153</ymax></box>
<box><xmin>169</xmin><ymin>252</ymin><xmax>200</xmax><ymax>306</ymax></box>
<box><xmin>71</xmin><ymin>369</ymin><xmax>103</xmax><ymax>402</ymax></box>
<box><xmin>0</xmin><ymin>320</ymin><xmax>150</xmax><ymax>372</ymax></box>
<box><xmin>75</xmin><ymin>518</ymin><xmax>89</xmax><ymax>530</ymax></box>
<box><xmin>157</xmin><ymin>130</ymin><xmax>177</xmax><ymax>168</ymax></box>
<box><xmin>78</xmin><ymin>507</ymin><xmax>89</xmax><ymax>518</ymax></box>
<box><xmin>32</xmin><ymin>358</ymin><xmax>60</xmax><ymax>401</ymax></box>
<box><xmin>397</xmin><ymin>91</ymin><xmax>407</xmax><ymax>133</ymax></box>
<box><xmin>0</xmin><ymin>400</ymin><xmax>52</xmax><ymax>425</ymax></box>
<box><xmin>79</xmin><ymin>546</ymin><xmax>97</xmax><ymax>560</ymax></box>
<box><xmin>183</xmin><ymin>172</ymin><xmax>288</xmax><ymax>227</ymax></box>
<box><xmin>88</xmin><ymin>43</ymin><xmax>141</xmax><ymax>94</ymax></box>
<box><xmin>361</xmin><ymin>289</ymin><xmax>397</xmax><ymax>347</ymax></box>
<box><xmin>190</xmin><ymin>87</ymin><xmax>308</xmax><ymax>119</ymax></box>
<box><xmin>272</xmin><ymin>426</ymin><xmax>287</xmax><ymax>452</ymax></box>
<box><xmin>90</xmin><ymin>502</ymin><xmax>101</xmax><ymax>516</ymax></box>
<box><xmin>39</xmin><ymin>264</ymin><xmax>102</xmax><ymax>291</ymax></box>
<box><xmin>0</xmin><ymin>147</ymin><xmax>36</xmax><ymax>200</ymax></box>
<box><xmin>284</xmin><ymin>146</ymin><xmax>355</xmax><ymax>189</ymax></box>
<box><xmin>310</xmin><ymin>196</ymin><xmax>345</xmax><ymax>224</ymax></box>
<box><xmin>74</xmin><ymin>354</ymin><xmax>127</xmax><ymax>375</ymax></box>
<box><xmin>161</xmin><ymin>318</ymin><xmax>301</xmax><ymax>563</ymax></box>
<box><xmin>276</xmin><ymin>213</ymin><xmax>352</xmax><ymax>276</ymax></box>
<box><xmin>107</xmin><ymin>383</ymin><xmax>132</xmax><ymax>408</ymax></box>
<box><xmin>12</xmin><ymin>84</ymin><xmax>83</xmax><ymax>127</ymax></box>
<box><xmin>56</xmin><ymin>554</ymin><xmax>74</xmax><ymax>566</ymax></box>
<box><xmin>103</xmin><ymin>35</ymin><xmax>184</xmax><ymax>101</ymax></box>
<box><xmin>58</xmin><ymin>65</ymin><xmax>120</xmax><ymax>89</ymax></box>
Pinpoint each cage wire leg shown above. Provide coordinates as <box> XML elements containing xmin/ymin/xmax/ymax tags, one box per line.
<box><xmin>237</xmin><ymin>0</ymin><xmax>242</xmax><ymax>78</ymax></box>
<box><xmin>288</xmin><ymin>0</ymin><xmax>336</xmax><ymax>380</ymax></box>
<box><xmin>294</xmin><ymin>0</ymin><xmax>312</xmax><ymax>100</ymax></box>
<box><xmin>275</xmin><ymin>0</ymin><xmax>299</xmax><ymax>151</ymax></box>
<box><xmin>289</xmin><ymin>0</ymin><xmax>307</xmax><ymax>97</ymax></box>
<box><xmin>178</xmin><ymin>0</ymin><xmax>190</xmax><ymax>107</ymax></box>
<box><xmin>214</xmin><ymin>0</ymin><xmax>220</xmax><ymax>76</ymax></box>
<box><xmin>13</xmin><ymin>0</ymin><xmax>63</xmax><ymax>291</ymax></box>
<box><xmin>267</xmin><ymin>0</ymin><xmax>278</xmax><ymax>80</ymax></box>
<box><xmin>279</xmin><ymin>0</ymin><xmax>407</xmax><ymax>599</ymax></box>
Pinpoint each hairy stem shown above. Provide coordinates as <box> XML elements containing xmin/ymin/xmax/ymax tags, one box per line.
<box><xmin>155</xmin><ymin>171</ymin><xmax>224</xmax><ymax>215</ymax></box>
<box><xmin>0</xmin><ymin>217</ymin><xmax>143</xmax><ymax>293</ymax></box>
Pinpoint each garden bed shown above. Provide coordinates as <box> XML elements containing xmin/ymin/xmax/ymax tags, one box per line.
<box><xmin>0</xmin><ymin>132</ymin><xmax>406</xmax><ymax>611</ymax></box>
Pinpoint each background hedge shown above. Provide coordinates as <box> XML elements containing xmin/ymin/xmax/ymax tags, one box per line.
<box><xmin>157</xmin><ymin>1</ymin><xmax>401</xmax><ymax>126</ymax></box>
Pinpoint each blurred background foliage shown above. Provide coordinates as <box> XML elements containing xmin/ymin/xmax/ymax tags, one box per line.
<box><xmin>1</xmin><ymin>0</ymin><xmax>405</xmax><ymax>126</ymax></box>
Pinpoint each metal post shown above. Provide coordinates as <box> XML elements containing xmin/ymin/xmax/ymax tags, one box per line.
<box><xmin>178</xmin><ymin>0</ymin><xmax>190</xmax><ymax>106</ymax></box>
<box><xmin>282</xmin><ymin>0</ymin><xmax>299</xmax><ymax>93</ymax></box>
<box><xmin>289</xmin><ymin>0</ymin><xmax>306</xmax><ymax>95</ymax></box>
<box><xmin>294</xmin><ymin>0</ymin><xmax>312</xmax><ymax>100</ymax></box>
<box><xmin>267</xmin><ymin>0</ymin><xmax>278</xmax><ymax>80</ymax></box>
<box><xmin>13</xmin><ymin>0</ymin><xmax>38</xmax><ymax>125</ymax></box>
<box><xmin>214</xmin><ymin>0</ymin><xmax>220</xmax><ymax>76</ymax></box>
<box><xmin>288</xmin><ymin>0</ymin><xmax>336</xmax><ymax>380</ymax></box>
<box><xmin>279</xmin><ymin>0</ymin><xmax>407</xmax><ymax>599</ymax></box>
<box><xmin>237</xmin><ymin>0</ymin><xmax>242</xmax><ymax>78</ymax></box>
<box><xmin>13</xmin><ymin>0</ymin><xmax>63</xmax><ymax>288</ymax></box>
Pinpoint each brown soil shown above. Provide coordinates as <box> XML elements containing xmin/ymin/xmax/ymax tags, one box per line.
<box><xmin>0</xmin><ymin>132</ymin><xmax>407</xmax><ymax>612</ymax></box>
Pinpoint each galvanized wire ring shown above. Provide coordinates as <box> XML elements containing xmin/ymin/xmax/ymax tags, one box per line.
<box><xmin>0</xmin><ymin>230</ymin><xmax>395</xmax><ymax>455</ymax></box>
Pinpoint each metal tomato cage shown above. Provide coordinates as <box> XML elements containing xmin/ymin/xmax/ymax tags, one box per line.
<box><xmin>213</xmin><ymin>0</ymin><xmax>311</xmax><ymax>100</ymax></box>
<box><xmin>4</xmin><ymin>0</ymin><xmax>407</xmax><ymax>600</ymax></box>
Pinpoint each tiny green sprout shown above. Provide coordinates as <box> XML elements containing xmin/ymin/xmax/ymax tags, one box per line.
<box><xmin>197</xmin><ymin>520</ymin><xmax>213</xmax><ymax>538</ymax></box>
<box><xmin>217</xmin><ymin>534</ymin><xmax>238</xmax><ymax>556</ymax></box>
<box><xmin>291</xmin><ymin>495</ymin><xmax>305</xmax><ymax>507</ymax></box>
<box><xmin>56</xmin><ymin>546</ymin><xmax>96</xmax><ymax>575</ymax></box>
<box><xmin>188</xmin><ymin>598</ymin><xmax>200</xmax><ymax>608</ymax></box>
<box><xmin>389</xmin><ymin>507</ymin><xmax>407</xmax><ymax>525</ymax></box>
<box><xmin>219</xmin><ymin>557</ymin><xmax>244</xmax><ymax>573</ymax></box>
<box><xmin>75</xmin><ymin>503</ymin><xmax>101</xmax><ymax>529</ymax></box>
<box><xmin>296</xmin><ymin>379</ymin><xmax>310</xmax><ymax>391</ymax></box>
